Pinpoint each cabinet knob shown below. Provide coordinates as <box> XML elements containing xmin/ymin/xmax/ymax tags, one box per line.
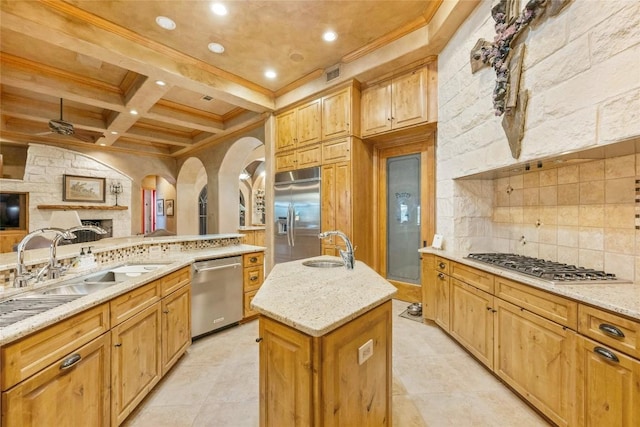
<box><xmin>250</xmin><ymin>275</ymin><xmax>258</xmax><ymax>281</ymax></box>
<box><xmin>114</xmin><ymin>343</ymin><xmax>122</xmax><ymax>347</ymax></box>
<box><xmin>250</xmin><ymin>257</ymin><xmax>258</xmax><ymax>263</ymax></box>
<box><xmin>163</xmin><ymin>309</ymin><xmax>170</xmax><ymax>314</ymax></box>
<box><xmin>438</xmin><ymin>262</ymin><xmax>446</xmax><ymax>269</ymax></box>
<box><xmin>437</xmin><ymin>273</ymin><xmax>445</xmax><ymax>280</ymax></box>
<box><xmin>593</xmin><ymin>346</ymin><xmax>619</xmax><ymax>363</ymax></box>
<box><xmin>598</xmin><ymin>323</ymin><xmax>625</xmax><ymax>338</ymax></box>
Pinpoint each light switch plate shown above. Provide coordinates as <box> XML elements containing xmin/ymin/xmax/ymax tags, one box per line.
<box><xmin>358</xmin><ymin>339</ymin><xmax>373</xmax><ymax>365</ymax></box>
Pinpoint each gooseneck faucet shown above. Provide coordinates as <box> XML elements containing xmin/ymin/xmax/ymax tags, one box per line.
<box><xmin>47</xmin><ymin>225</ymin><xmax>107</xmax><ymax>280</ymax></box>
<box><xmin>318</xmin><ymin>230</ymin><xmax>355</xmax><ymax>270</ymax></box>
<box><xmin>15</xmin><ymin>228</ymin><xmax>76</xmax><ymax>288</ymax></box>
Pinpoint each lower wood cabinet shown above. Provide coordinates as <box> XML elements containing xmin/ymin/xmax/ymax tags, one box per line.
<box><xmin>259</xmin><ymin>301</ymin><xmax>392</xmax><ymax>426</ymax></box>
<box><xmin>576</xmin><ymin>335</ymin><xmax>640</xmax><ymax>426</ymax></box>
<box><xmin>449</xmin><ymin>278</ymin><xmax>494</xmax><ymax>369</ymax></box>
<box><xmin>494</xmin><ymin>298</ymin><xmax>577</xmax><ymax>427</ymax></box>
<box><xmin>111</xmin><ymin>303</ymin><xmax>162</xmax><ymax>426</ymax></box>
<box><xmin>243</xmin><ymin>252</ymin><xmax>264</xmax><ymax>319</ymax></box>
<box><xmin>1</xmin><ymin>333</ymin><xmax>111</xmax><ymax>427</ymax></box>
<box><xmin>161</xmin><ymin>283</ymin><xmax>191</xmax><ymax>375</ymax></box>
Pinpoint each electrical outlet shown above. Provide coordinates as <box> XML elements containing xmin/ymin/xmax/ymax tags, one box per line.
<box><xmin>358</xmin><ymin>339</ymin><xmax>373</xmax><ymax>365</ymax></box>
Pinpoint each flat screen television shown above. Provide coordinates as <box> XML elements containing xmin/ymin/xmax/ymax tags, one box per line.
<box><xmin>0</xmin><ymin>192</ymin><xmax>27</xmax><ymax>230</ymax></box>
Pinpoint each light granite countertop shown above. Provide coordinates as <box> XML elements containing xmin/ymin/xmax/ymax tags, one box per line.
<box><xmin>0</xmin><ymin>243</ymin><xmax>264</xmax><ymax>345</ymax></box>
<box><xmin>250</xmin><ymin>256</ymin><xmax>397</xmax><ymax>337</ymax></box>
<box><xmin>419</xmin><ymin>247</ymin><xmax>640</xmax><ymax>321</ymax></box>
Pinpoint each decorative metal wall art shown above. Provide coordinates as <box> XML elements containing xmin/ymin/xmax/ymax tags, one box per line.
<box><xmin>470</xmin><ymin>0</ymin><xmax>571</xmax><ymax>158</ymax></box>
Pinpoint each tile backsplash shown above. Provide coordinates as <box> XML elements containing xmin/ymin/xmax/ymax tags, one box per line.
<box><xmin>492</xmin><ymin>153</ymin><xmax>639</xmax><ymax>281</ymax></box>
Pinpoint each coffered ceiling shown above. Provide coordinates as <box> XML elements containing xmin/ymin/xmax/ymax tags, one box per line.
<box><xmin>0</xmin><ymin>0</ymin><xmax>472</xmax><ymax>159</ymax></box>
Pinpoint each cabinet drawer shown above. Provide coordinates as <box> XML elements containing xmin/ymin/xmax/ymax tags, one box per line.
<box><xmin>296</xmin><ymin>144</ymin><xmax>322</xmax><ymax>169</ymax></box>
<box><xmin>579</xmin><ymin>305</ymin><xmax>640</xmax><ymax>359</ymax></box>
<box><xmin>243</xmin><ymin>252</ymin><xmax>264</xmax><ymax>268</ymax></box>
<box><xmin>496</xmin><ymin>277</ymin><xmax>578</xmax><ymax>329</ymax></box>
<box><xmin>244</xmin><ymin>266</ymin><xmax>264</xmax><ymax>292</ymax></box>
<box><xmin>159</xmin><ymin>266</ymin><xmax>191</xmax><ymax>297</ymax></box>
<box><xmin>110</xmin><ymin>281</ymin><xmax>160</xmax><ymax>326</ymax></box>
<box><xmin>244</xmin><ymin>290</ymin><xmax>259</xmax><ymax>318</ymax></box>
<box><xmin>1</xmin><ymin>303</ymin><xmax>110</xmax><ymax>390</ymax></box>
<box><xmin>275</xmin><ymin>151</ymin><xmax>296</xmax><ymax>172</ymax></box>
<box><xmin>322</xmin><ymin>138</ymin><xmax>350</xmax><ymax>163</ymax></box>
<box><xmin>451</xmin><ymin>262</ymin><xmax>494</xmax><ymax>294</ymax></box>
<box><xmin>435</xmin><ymin>256</ymin><xmax>450</xmax><ymax>275</ymax></box>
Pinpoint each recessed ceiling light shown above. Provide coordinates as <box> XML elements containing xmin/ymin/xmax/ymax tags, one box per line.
<box><xmin>323</xmin><ymin>31</ymin><xmax>338</xmax><ymax>42</ymax></box>
<box><xmin>211</xmin><ymin>3</ymin><xmax>227</xmax><ymax>16</ymax></box>
<box><xmin>110</xmin><ymin>131</ymin><xmax>118</xmax><ymax>135</ymax></box>
<box><xmin>155</xmin><ymin>80</ymin><xmax>166</xmax><ymax>86</ymax></box>
<box><xmin>130</xmin><ymin>109</ymin><xmax>138</xmax><ymax>115</ymax></box>
<box><xmin>208</xmin><ymin>42</ymin><xmax>225</xmax><ymax>54</ymax></box>
<box><xmin>155</xmin><ymin>16</ymin><xmax>176</xmax><ymax>30</ymax></box>
<box><xmin>99</xmin><ymin>143</ymin><xmax>106</xmax><ymax>146</ymax></box>
<box><xmin>265</xmin><ymin>69</ymin><xmax>277</xmax><ymax>79</ymax></box>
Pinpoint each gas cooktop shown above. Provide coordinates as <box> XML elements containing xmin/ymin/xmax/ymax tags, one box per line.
<box><xmin>466</xmin><ymin>253</ymin><xmax>632</xmax><ymax>285</ymax></box>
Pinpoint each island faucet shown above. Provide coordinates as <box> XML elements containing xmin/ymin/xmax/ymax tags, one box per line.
<box><xmin>47</xmin><ymin>224</ymin><xmax>107</xmax><ymax>280</ymax></box>
<box><xmin>318</xmin><ymin>230</ymin><xmax>355</xmax><ymax>270</ymax></box>
<box><xmin>15</xmin><ymin>228</ymin><xmax>76</xmax><ymax>288</ymax></box>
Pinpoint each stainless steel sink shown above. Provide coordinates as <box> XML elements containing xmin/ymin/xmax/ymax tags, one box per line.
<box><xmin>302</xmin><ymin>260</ymin><xmax>344</xmax><ymax>268</ymax></box>
<box><xmin>0</xmin><ymin>295</ymin><xmax>82</xmax><ymax>328</ymax></box>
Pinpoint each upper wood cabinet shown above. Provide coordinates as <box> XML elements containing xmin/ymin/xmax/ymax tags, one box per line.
<box><xmin>361</xmin><ymin>64</ymin><xmax>436</xmax><ymax>137</ymax></box>
<box><xmin>321</xmin><ymin>85</ymin><xmax>360</xmax><ymax>140</ymax></box>
<box><xmin>275</xmin><ymin>98</ymin><xmax>321</xmax><ymax>152</ymax></box>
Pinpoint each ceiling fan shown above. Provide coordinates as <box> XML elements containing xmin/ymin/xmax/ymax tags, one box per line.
<box><xmin>36</xmin><ymin>98</ymin><xmax>105</xmax><ymax>143</ymax></box>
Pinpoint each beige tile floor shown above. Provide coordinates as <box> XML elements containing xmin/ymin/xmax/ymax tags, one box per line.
<box><xmin>124</xmin><ymin>300</ymin><xmax>550</xmax><ymax>427</ymax></box>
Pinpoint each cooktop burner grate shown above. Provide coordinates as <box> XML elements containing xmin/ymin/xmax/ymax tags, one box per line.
<box><xmin>465</xmin><ymin>253</ymin><xmax>631</xmax><ymax>284</ymax></box>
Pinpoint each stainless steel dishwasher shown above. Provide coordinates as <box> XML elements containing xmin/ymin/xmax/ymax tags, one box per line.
<box><xmin>191</xmin><ymin>256</ymin><xmax>243</xmax><ymax>338</ymax></box>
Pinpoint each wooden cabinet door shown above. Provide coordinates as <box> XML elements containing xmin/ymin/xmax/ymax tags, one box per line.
<box><xmin>391</xmin><ymin>67</ymin><xmax>428</xmax><ymax>129</ymax></box>
<box><xmin>244</xmin><ymin>290</ymin><xmax>258</xmax><ymax>318</ymax></box>
<box><xmin>322</xmin><ymin>137</ymin><xmax>351</xmax><ymax>164</ymax></box>
<box><xmin>259</xmin><ymin>317</ymin><xmax>312</xmax><ymax>427</ymax></box>
<box><xmin>111</xmin><ymin>303</ymin><xmax>162</xmax><ymax>426</ymax></box>
<box><xmin>2</xmin><ymin>333</ymin><xmax>111</xmax><ymax>427</ymax></box>
<box><xmin>576</xmin><ymin>335</ymin><xmax>640</xmax><ymax>427</ymax></box>
<box><xmin>361</xmin><ymin>82</ymin><xmax>391</xmax><ymax>136</ymax></box>
<box><xmin>494</xmin><ymin>298</ymin><xmax>577</xmax><ymax>427</ymax></box>
<box><xmin>434</xmin><ymin>270</ymin><xmax>451</xmax><ymax>332</ymax></box>
<box><xmin>275</xmin><ymin>109</ymin><xmax>297</xmax><ymax>152</ymax></box>
<box><xmin>161</xmin><ymin>284</ymin><xmax>191</xmax><ymax>375</ymax></box>
<box><xmin>322</xmin><ymin>301</ymin><xmax>392</xmax><ymax>426</ymax></box>
<box><xmin>334</xmin><ymin>162</ymin><xmax>351</xmax><ymax>239</ymax></box>
<box><xmin>274</xmin><ymin>151</ymin><xmax>296</xmax><ymax>173</ymax></box>
<box><xmin>321</xmin><ymin>163</ymin><xmax>337</xmax><ymax>234</ymax></box>
<box><xmin>322</xmin><ymin>87</ymin><xmax>351</xmax><ymax>140</ymax></box>
<box><xmin>421</xmin><ymin>254</ymin><xmax>435</xmax><ymax>321</ymax></box>
<box><xmin>295</xmin><ymin>143</ymin><xmax>322</xmax><ymax>169</ymax></box>
<box><xmin>449</xmin><ymin>278</ymin><xmax>494</xmax><ymax>368</ymax></box>
<box><xmin>296</xmin><ymin>98</ymin><xmax>322</xmax><ymax>147</ymax></box>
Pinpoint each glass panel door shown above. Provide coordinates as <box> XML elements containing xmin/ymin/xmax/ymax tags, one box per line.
<box><xmin>386</xmin><ymin>154</ymin><xmax>421</xmax><ymax>284</ymax></box>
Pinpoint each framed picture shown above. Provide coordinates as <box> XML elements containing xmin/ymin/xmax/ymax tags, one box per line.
<box><xmin>166</xmin><ymin>199</ymin><xmax>174</xmax><ymax>216</ymax></box>
<box><xmin>157</xmin><ymin>199</ymin><xmax>164</xmax><ymax>216</ymax></box>
<box><xmin>63</xmin><ymin>174</ymin><xmax>106</xmax><ymax>202</ymax></box>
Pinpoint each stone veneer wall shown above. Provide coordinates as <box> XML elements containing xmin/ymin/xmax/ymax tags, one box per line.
<box><xmin>0</xmin><ymin>144</ymin><xmax>132</xmax><ymax>236</ymax></box>
<box><xmin>437</xmin><ymin>0</ymin><xmax>640</xmax><ymax>280</ymax></box>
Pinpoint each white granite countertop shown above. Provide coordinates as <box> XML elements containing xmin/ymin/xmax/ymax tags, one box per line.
<box><xmin>419</xmin><ymin>247</ymin><xmax>640</xmax><ymax>321</ymax></box>
<box><xmin>250</xmin><ymin>256</ymin><xmax>397</xmax><ymax>337</ymax></box>
<box><xmin>0</xmin><ymin>243</ymin><xmax>264</xmax><ymax>345</ymax></box>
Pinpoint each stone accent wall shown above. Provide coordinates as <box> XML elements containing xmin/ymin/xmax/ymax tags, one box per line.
<box><xmin>0</xmin><ymin>144</ymin><xmax>132</xmax><ymax>237</ymax></box>
<box><xmin>437</xmin><ymin>0</ymin><xmax>640</xmax><ymax>280</ymax></box>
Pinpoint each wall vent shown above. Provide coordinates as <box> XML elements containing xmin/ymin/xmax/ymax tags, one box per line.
<box><xmin>326</xmin><ymin>66</ymin><xmax>340</xmax><ymax>82</ymax></box>
<box><xmin>201</xmin><ymin>95</ymin><xmax>214</xmax><ymax>101</ymax></box>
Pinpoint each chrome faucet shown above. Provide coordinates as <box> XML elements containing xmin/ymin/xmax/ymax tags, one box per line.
<box><xmin>47</xmin><ymin>225</ymin><xmax>107</xmax><ymax>280</ymax></box>
<box><xmin>15</xmin><ymin>228</ymin><xmax>76</xmax><ymax>288</ymax></box>
<box><xmin>318</xmin><ymin>230</ymin><xmax>355</xmax><ymax>270</ymax></box>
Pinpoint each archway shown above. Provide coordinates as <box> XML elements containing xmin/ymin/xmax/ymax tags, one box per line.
<box><xmin>217</xmin><ymin>137</ymin><xmax>264</xmax><ymax>233</ymax></box>
<box><xmin>176</xmin><ymin>157</ymin><xmax>207</xmax><ymax>235</ymax></box>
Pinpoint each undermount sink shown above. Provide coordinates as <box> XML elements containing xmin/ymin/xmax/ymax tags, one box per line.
<box><xmin>302</xmin><ymin>260</ymin><xmax>344</xmax><ymax>268</ymax></box>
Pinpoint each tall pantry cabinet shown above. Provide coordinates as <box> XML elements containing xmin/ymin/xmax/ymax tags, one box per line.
<box><xmin>274</xmin><ymin>81</ymin><xmax>373</xmax><ymax>266</ymax></box>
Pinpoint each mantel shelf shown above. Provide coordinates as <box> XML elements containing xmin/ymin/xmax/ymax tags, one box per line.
<box><xmin>37</xmin><ymin>204</ymin><xmax>128</xmax><ymax>211</ymax></box>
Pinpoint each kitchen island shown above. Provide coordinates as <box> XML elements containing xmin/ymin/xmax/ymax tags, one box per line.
<box><xmin>251</xmin><ymin>256</ymin><xmax>397</xmax><ymax>427</ymax></box>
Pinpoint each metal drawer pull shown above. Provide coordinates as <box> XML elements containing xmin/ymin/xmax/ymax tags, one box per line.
<box><xmin>437</xmin><ymin>273</ymin><xmax>445</xmax><ymax>280</ymax></box>
<box><xmin>250</xmin><ymin>275</ymin><xmax>259</xmax><ymax>281</ymax></box>
<box><xmin>194</xmin><ymin>263</ymin><xmax>241</xmax><ymax>273</ymax></box>
<box><xmin>599</xmin><ymin>323</ymin><xmax>625</xmax><ymax>338</ymax></box>
<box><xmin>593</xmin><ymin>346</ymin><xmax>620</xmax><ymax>363</ymax></box>
<box><xmin>250</xmin><ymin>257</ymin><xmax>258</xmax><ymax>263</ymax></box>
<box><xmin>438</xmin><ymin>262</ymin><xmax>446</xmax><ymax>269</ymax></box>
<box><xmin>60</xmin><ymin>353</ymin><xmax>82</xmax><ymax>370</ymax></box>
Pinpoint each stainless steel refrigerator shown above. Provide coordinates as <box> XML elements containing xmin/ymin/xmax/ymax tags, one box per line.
<box><xmin>274</xmin><ymin>167</ymin><xmax>321</xmax><ymax>264</ymax></box>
